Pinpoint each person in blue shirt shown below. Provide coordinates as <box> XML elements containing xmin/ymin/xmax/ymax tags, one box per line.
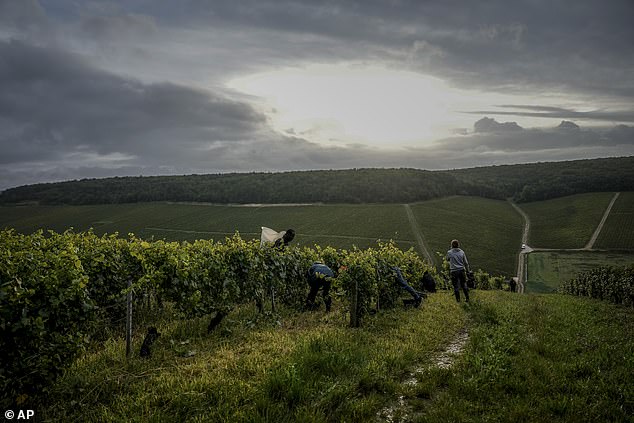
<box><xmin>392</xmin><ymin>266</ymin><xmax>423</xmax><ymax>308</ymax></box>
<box><xmin>305</xmin><ymin>262</ymin><xmax>335</xmax><ymax>312</ymax></box>
<box><xmin>446</xmin><ymin>239</ymin><xmax>470</xmax><ymax>302</ymax></box>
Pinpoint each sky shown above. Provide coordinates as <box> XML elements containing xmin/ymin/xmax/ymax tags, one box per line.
<box><xmin>1</xmin><ymin>0</ymin><xmax>633</xmax><ymax>190</ymax></box>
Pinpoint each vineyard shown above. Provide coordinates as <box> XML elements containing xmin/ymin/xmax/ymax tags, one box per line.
<box><xmin>410</xmin><ymin>196</ymin><xmax>523</xmax><ymax>275</ymax></box>
<box><xmin>595</xmin><ymin>192</ymin><xmax>634</xmax><ymax>250</ymax></box>
<box><xmin>2</xmin><ymin>228</ymin><xmax>474</xmax><ymax>407</ymax></box>
<box><xmin>1</xmin><ymin>228</ymin><xmax>632</xmax><ymax>421</ymax></box>
<box><xmin>519</xmin><ymin>192</ymin><xmax>614</xmax><ymax>249</ymax></box>
<box><xmin>0</xmin><ymin>198</ymin><xmax>525</xmax><ymax>275</ymax></box>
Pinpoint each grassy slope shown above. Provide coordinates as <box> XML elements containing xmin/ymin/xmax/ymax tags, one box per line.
<box><xmin>595</xmin><ymin>192</ymin><xmax>634</xmax><ymax>250</ymax></box>
<box><xmin>411</xmin><ymin>292</ymin><xmax>633</xmax><ymax>422</ymax></box>
<box><xmin>38</xmin><ymin>292</ymin><xmax>633</xmax><ymax>422</ymax></box>
<box><xmin>409</xmin><ymin>196</ymin><xmax>523</xmax><ymax>276</ymax></box>
<box><xmin>520</xmin><ymin>192</ymin><xmax>615</xmax><ymax>249</ymax></box>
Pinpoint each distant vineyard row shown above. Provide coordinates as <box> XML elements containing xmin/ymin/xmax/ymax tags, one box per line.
<box><xmin>559</xmin><ymin>265</ymin><xmax>634</xmax><ymax>306</ymax></box>
<box><xmin>1</xmin><ymin>156</ymin><xmax>633</xmax><ymax>205</ymax></box>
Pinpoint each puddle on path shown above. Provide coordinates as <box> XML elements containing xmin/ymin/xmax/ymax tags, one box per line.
<box><xmin>433</xmin><ymin>328</ymin><xmax>470</xmax><ymax>370</ymax></box>
<box><xmin>377</xmin><ymin>328</ymin><xmax>470</xmax><ymax>422</ymax></box>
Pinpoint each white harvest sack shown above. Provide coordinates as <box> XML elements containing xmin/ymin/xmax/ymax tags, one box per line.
<box><xmin>260</xmin><ymin>227</ymin><xmax>285</xmax><ymax>247</ymax></box>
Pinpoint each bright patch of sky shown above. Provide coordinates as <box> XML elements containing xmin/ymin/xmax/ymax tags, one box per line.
<box><xmin>229</xmin><ymin>63</ymin><xmax>590</xmax><ymax>147</ymax></box>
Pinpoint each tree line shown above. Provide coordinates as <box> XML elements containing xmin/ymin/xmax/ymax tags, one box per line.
<box><xmin>1</xmin><ymin>156</ymin><xmax>633</xmax><ymax>205</ymax></box>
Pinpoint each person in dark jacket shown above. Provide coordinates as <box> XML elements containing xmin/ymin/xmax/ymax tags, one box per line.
<box><xmin>446</xmin><ymin>239</ymin><xmax>470</xmax><ymax>303</ymax></box>
<box><xmin>274</xmin><ymin>229</ymin><xmax>295</xmax><ymax>248</ymax></box>
<box><xmin>305</xmin><ymin>262</ymin><xmax>334</xmax><ymax>312</ymax></box>
<box><xmin>508</xmin><ymin>277</ymin><xmax>517</xmax><ymax>293</ymax></box>
<box><xmin>421</xmin><ymin>270</ymin><xmax>437</xmax><ymax>293</ymax></box>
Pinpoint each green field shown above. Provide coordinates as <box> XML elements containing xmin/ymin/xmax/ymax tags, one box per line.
<box><xmin>0</xmin><ymin>198</ymin><xmax>524</xmax><ymax>276</ymax></box>
<box><xmin>595</xmin><ymin>192</ymin><xmax>634</xmax><ymax>250</ymax></box>
<box><xmin>526</xmin><ymin>250</ymin><xmax>634</xmax><ymax>293</ymax></box>
<box><xmin>410</xmin><ymin>196</ymin><xmax>523</xmax><ymax>276</ymax></box>
<box><xmin>3</xmin><ymin>193</ymin><xmax>634</xmax><ymax>279</ymax></box>
<box><xmin>520</xmin><ymin>192</ymin><xmax>615</xmax><ymax>249</ymax></box>
<box><xmin>0</xmin><ymin>203</ymin><xmax>417</xmax><ymax>251</ymax></box>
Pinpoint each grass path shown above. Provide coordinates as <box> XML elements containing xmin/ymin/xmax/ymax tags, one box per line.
<box><xmin>585</xmin><ymin>192</ymin><xmax>620</xmax><ymax>249</ymax></box>
<box><xmin>403</xmin><ymin>204</ymin><xmax>434</xmax><ymax>264</ymax></box>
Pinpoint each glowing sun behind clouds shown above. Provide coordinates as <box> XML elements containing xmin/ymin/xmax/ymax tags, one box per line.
<box><xmin>228</xmin><ymin>64</ymin><xmax>470</xmax><ymax>148</ymax></box>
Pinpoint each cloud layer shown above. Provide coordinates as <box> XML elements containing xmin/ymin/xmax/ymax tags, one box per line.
<box><xmin>1</xmin><ymin>0</ymin><xmax>633</xmax><ymax>190</ymax></box>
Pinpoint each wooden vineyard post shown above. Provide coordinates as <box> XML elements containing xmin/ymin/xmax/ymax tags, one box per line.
<box><xmin>350</xmin><ymin>277</ymin><xmax>359</xmax><ymax>327</ymax></box>
<box><xmin>126</xmin><ymin>279</ymin><xmax>133</xmax><ymax>357</ymax></box>
<box><xmin>270</xmin><ymin>285</ymin><xmax>276</xmax><ymax>314</ymax></box>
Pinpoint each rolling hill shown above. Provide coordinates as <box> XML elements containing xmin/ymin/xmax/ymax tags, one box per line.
<box><xmin>1</xmin><ymin>156</ymin><xmax>633</xmax><ymax>205</ymax></box>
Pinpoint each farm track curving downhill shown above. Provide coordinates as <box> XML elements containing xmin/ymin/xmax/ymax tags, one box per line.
<box><xmin>509</xmin><ymin>200</ymin><xmax>530</xmax><ymax>293</ymax></box>
<box><xmin>509</xmin><ymin>192</ymin><xmax>621</xmax><ymax>294</ymax></box>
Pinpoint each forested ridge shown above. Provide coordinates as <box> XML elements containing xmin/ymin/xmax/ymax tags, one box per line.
<box><xmin>1</xmin><ymin>156</ymin><xmax>633</xmax><ymax>205</ymax></box>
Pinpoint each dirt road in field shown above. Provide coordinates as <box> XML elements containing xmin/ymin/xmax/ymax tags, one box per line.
<box><xmin>509</xmin><ymin>200</ymin><xmax>530</xmax><ymax>293</ymax></box>
<box><xmin>508</xmin><ymin>192</ymin><xmax>620</xmax><ymax>294</ymax></box>
<box><xmin>403</xmin><ymin>204</ymin><xmax>435</xmax><ymax>264</ymax></box>
<box><xmin>584</xmin><ymin>192</ymin><xmax>620</xmax><ymax>250</ymax></box>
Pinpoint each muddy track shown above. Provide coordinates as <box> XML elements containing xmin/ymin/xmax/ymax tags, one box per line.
<box><xmin>377</xmin><ymin>327</ymin><xmax>470</xmax><ymax>422</ymax></box>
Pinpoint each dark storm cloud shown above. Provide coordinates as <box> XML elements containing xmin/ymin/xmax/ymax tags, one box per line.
<box><xmin>474</xmin><ymin>117</ymin><xmax>523</xmax><ymax>133</ymax></box>
<box><xmin>1</xmin><ymin>0</ymin><xmax>634</xmax><ymax>190</ymax></box>
<box><xmin>30</xmin><ymin>0</ymin><xmax>634</xmax><ymax>98</ymax></box>
<box><xmin>154</xmin><ymin>0</ymin><xmax>634</xmax><ymax>98</ymax></box>
<box><xmin>0</xmin><ymin>0</ymin><xmax>50</xmax><ymax>36</ymax></box>
<box><xmin>439</xmin><ymin>123</ymin><xmax>634</xmax><ymax>153</ymax></box>
<box><xmin>0</xmin><ymin>39</ymin><xmax>266</xmax><ymax>166</ymax></box>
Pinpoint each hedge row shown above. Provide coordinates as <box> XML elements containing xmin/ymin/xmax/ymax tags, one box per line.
<box><xmin>559</xmin><ymin>265</ymin><xmax>634</xmax><ymax>306</ymax></box>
